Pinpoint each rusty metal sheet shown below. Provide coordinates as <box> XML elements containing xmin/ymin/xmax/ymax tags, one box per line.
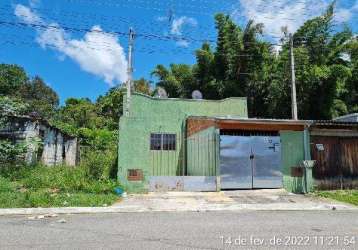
<box><xmin>340</xmin><ymin>138</ymin><xmax>358</xmax><ymax>176</ymax></box>
<box><xmin>311</xmin><ymin>136</ymin><xmax>358</xmax><ymax>189</ymax></box>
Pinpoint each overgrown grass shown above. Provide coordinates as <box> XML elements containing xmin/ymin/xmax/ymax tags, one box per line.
<box><xmin>315</xmin><ymin>190</ymin><xmax>358</xmax><ymax>206</ymax></box>
<box><xmin>0</xmin><ymin>165</ymin><xmax>120</xmax><ymax>208</ymax></box>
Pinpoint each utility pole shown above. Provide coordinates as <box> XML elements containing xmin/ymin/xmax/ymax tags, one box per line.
<box><xmin>125</xmin><ymin>28</ymin><xmax>135</xmax><ymax>117</ymax></box>
<box><xmin>289</xmin><ymin>33</ymin><xmax>298</xmax><ymax>120</ymax></box>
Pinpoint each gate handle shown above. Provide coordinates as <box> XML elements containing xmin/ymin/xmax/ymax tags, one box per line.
<box><xmin>250</xmin><ymin>154</ymin><xmax>254</xmax><ymax>159</ymax></box>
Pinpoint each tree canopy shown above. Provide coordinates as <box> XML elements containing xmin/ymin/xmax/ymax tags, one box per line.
<box><xmin>0</xmin><ymin>64</ymin><xmax>59</xmax><ymax>120</ymax></box>
<box><xmin>151</xmin><ymin>4</ymin><xmax>357</xmax><ymax>120</ymax></box>
<box><xmin>1</xmin><ymin>3</ymin><xmax>356</xmax><ymax>123</ymax></box>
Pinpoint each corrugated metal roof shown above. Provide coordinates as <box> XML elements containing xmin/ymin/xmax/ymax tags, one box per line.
<box><xmin>333</xmin><ymin>113</ymin><xmax>358</xmax><ymax>122</ymax></box>
<box><xmin>312</xmin><ymin>120</ymin><xmax>358</xmax><ymax>126</ymax></box>
<box><xmin>187</xmin><ymin>116</ymin><xmax>358</xmax><ymax>127</ymax></box>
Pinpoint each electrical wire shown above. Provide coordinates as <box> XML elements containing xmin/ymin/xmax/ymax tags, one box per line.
<box><xmin>0</xmin><ymin>1</ymin><xmax>353</xmax><ymax>60</ymax></box>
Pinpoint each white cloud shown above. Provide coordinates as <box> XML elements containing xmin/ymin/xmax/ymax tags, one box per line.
<box><xmin>14</xmin><ymin>4</ymin><xmax>42</xmax><ymax>24</ymax></box>
<box><xmin>14</xmin><ymin>4</ymin><xmax>128</xmax><ymax>86</ymax></box>
<box><xmin>156</xmin><ymin>16</ymin><xmax>168</xmax><ymax>22</ymax></box>
<box><xmin>170</xmin><ymin>16</ymin><xmax>197</xmax><ymax>36</ymax></box>
<box><xmin>237</xmin><ymin>0</ymin><xmax>329</xmax><ymax>37</ymax></box>
<box><xmin>176</xmin><ymin>39</ymin><xmax>190</xmax><ymax>48</ymax></box>
<box><xmin>235</xmin><ymin>0</ymin><xmax>357</xmax><ymax>42</ymax></box>
<box><xmin>156</xmin><ymin>15</ymin><xmax>197</xmax><ymax>47</ymax></box>
<box><xmin>353</xmin><ymin>0</ymin><xmax>358</xmax><ymax>10</ymax></box>
<box><xmin>334</xmin><ymin>0</ymin><xmax>358</xmax><ymax>23</ymax></box>
<box><xmin>29</xmin><ymin>0</ymin><xmax>41</xmax><ymax>8</ymax></box>
<box><xmin>334</xmin><ymin>8</ymin><xmax>352</xmax><ymax>23</ymax></box>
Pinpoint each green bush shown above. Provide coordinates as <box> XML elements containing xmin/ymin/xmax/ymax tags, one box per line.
<box><xmin>316</xmin><ymin>190</ymin><xmax>358</xmax><ymax>206</ymax></box>
<box><xmin>0</xmin><ymin>188</ymin><xmax>118</xmax><ymax>208</ymax></box>
<box><xmin>0</xmin><ymin>165</ymin><xmax>121</xmax><ymax>208</ymax></box>
<box><xmin>12</xmin><ymin>165</ymin><xmax>119</xmax><ymax>193</ymax></box>
<box><xmin>78</xmin><ymin>128</ymin><xmax>118</xmax><ymax>180</ymax></box>
<box><xmin>0</xmin><ymin>140</ymin><xmax>27</xmax><ymax>167</ymax></box>
<box><xmin>0</xmin><ymin>177</ymin><xmax>18</xmax><ymax>192</ymax></box>
<box><xmin>81</xmin><ymin>149</ymin><xmax>117</xmax><ymax>180</ymax></box>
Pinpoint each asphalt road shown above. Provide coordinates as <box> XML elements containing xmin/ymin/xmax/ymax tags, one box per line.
<box><xmin>0</xmin><ymin>211</ymin><xmax>357</xmax><ymax>250</ymax></box>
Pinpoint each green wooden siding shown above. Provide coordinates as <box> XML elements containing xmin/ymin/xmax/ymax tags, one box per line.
<box><xmin>280</xmin><ymin>131</ymin><xmax>305</xmax><ymax>193</ymax></box>
<box><xmin>150</xmin><ymin>133</ymin><xmax>184</xmax><ymax>176</ymax></box>
<box><xmin>187</xmin><ymin>127</ymin><xmax>217</xmax><ymax>176</ymax></box>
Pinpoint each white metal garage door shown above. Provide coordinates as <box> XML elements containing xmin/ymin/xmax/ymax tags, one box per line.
<box><xmin>220</xmin><ymin>132</ymin><xmax>283</xmax><ymax>189</ymax></box>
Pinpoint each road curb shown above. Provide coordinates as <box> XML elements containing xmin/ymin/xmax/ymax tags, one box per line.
<box><xmin>0</xmin><ymin>203</ymin><xmax>357</xmax><ymax>216</ymax></box>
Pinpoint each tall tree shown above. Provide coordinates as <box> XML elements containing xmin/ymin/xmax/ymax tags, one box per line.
<box><xmin>193</xmin><ymin>43</ymin><xmax>219</xmax><ymax>99</ymax></box>
<box><xmin>344</xmin><ymin>37</ymin><xmax>358</xmax><ymax>113</ymax></box>
<box><xmin>0</xmin><ymin>64</ymin><xmax>59</xmax><ymax>119</ymax></box>
<box><xmin>0</xmin><ymin>64</ymin><xmax>28</xmax><ymax>96</ymax></box>
<box><xmin>19</xmin><ymin>76</ymin><xmax>59</xmax><ymax>119</ymax></box>
<box><xmin>151</xmin><ymin>64</ymin><xmax>194</xmax><ymax>98</ymax></box>
<box><xmin>57</xmin><ymin>98</ymin><xmax>102</xmax><ymax>129</ymax></box>
<box><xmin>290</xmin><ymin>2</ymin><xmax>353</xmax><ymax>119</ymax></box>
<box><xmin>133</xmin><ymin>78</ymin><xmax>152</xmax><ymax>95</ymax></box>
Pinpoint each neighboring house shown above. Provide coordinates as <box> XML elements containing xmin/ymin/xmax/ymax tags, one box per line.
<box><xmin>333</xmin><ymin>113</ymin><xmax>358</xmax><ymax>123</ymax></box>
<box><xmin>0</xmin><ymin>115</ymin><xmax>79</xmax><ymax>166</ymax></box>
<box><xmin>310</xmin><ymin>120</ymin><xmax>358</xmax><ymax>189</ymax></box>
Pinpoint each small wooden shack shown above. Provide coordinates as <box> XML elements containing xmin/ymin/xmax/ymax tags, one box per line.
<box><xmin>310</xmin><ymin>120</ymin><xmax>358</xmax><ymax>189</ymax></box>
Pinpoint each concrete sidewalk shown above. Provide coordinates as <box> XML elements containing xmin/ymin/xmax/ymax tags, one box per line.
<box><xmin>112</xmin><ymin>189</ymin><xmax>357</xmax><ymax>212</ymax></box>
<box><xmin>0</xmin><ymin>189</ymin><xmax>356</xmax><ymax>216</ymax></box>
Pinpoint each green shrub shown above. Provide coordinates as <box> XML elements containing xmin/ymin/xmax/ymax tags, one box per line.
<box><xmin>316</xmin><ymin>190</ymin><xmax>358</xmax><ymax>206</ymax></box>
<box><xmin>0</xmin><ymin>191</ymin><xmax>29</xmax><ymax>208</ymax></box>
<box><xmin>0</xmin><ymin>189</ymin><xmax>118</xmax><ymax>208</ymax></box>
<box><xmin>81</xmin><ymin>149</ymin><xmax>117</xmax><ymax>180</ymax></box>
<box><xmin>14</xmin><ymin>165</ymin><xmax>119</xmax><ymax>193</ymax></box>
<box><xmin>79</xmin><ymin>128</ymin><xmax>118</xmax><ymax>180</ymax></box>
<box><xmin>78</xmin><ymin>128</ymin><xmax>117</xmax><ymax>150</ymax></box>
<box><xmin>0</xmin><ymin>177</ymin><xmax>17</xmax><ymax>192</ymax></box>
<box><xmin>0</xmin><ymin>140</ymin><xmax>27</xmax><ymax>167</ymax></box>
<box><xmin>0</xmin><ymin>165</ymin><xmax>120</xmax><ymax>208</ymax></box>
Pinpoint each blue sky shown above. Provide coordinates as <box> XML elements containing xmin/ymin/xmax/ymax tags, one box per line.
<box><xmin>0</xmin><ymin>0</ymin><xmax>357</xmax><ymax>104</ymax></box>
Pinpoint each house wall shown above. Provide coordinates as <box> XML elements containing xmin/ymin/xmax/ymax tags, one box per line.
<box><xmin>23</xmin><ymin>120</ymin><xmax>40</xmax><ymax>165</ymax></box>
<box><xmin>0</xmin><ymin>118</ymin><xmax>40</xmax><ymax>164</ymax></box>
<box><xmin>64</xmin><ymin>138</ymin><xmax>78</xmax><ymax>166</ymax></box>
<box><xmin>187</xmin><ymin>126</ymin><xmax>218</xmax><ymax>176</ymax></box>
<box><xmin>42</xmin><ymin>127</ymin><xmax>59</xmax><ymax>166</ymax></box>
<box><xmin>280</xmin><ymin>131</ymin><xmax>306</xmax><ymax>193</ymax></box>
<box><xmin>42</xmin><ymin>127</ymin><xmax>78</xmax><ymax>167</ymax></box>
<box><xmin>311</xmin><ymin>134</ymin><xmax>358</xmax><ymax>189</ymax></box>
<box><xmin>0</xmin><ymin>116</ymin><xmax>78</xmax><ymax>167</ymax></box>
<box><xmin>118</xmin><ymin>93</ymin><xmax>248</xmax><ymax>193</ymax></box>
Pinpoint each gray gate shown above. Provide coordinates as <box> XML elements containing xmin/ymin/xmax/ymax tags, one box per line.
<box><xmin>220</xmin><ymin>133</ymin><xmax>282</xmax><ymax>189</ymax></box>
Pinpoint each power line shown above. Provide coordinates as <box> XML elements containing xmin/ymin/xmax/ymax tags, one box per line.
<box><xmin>2</xmin><ymin>1</ymin><xmax>350</xmax><ymax>45</ymax></box>
<box><xmin>0</xmin><ymin>20</ymin><xmax>216</xmax><ymax>44</ymax></box>
<box><xmin>64</xmin><ymin>0</ymin><xmax>230</xmax><ymax>17</ymax></box>
<box><xmin>0</xmin><ymin>35</ymin><xmax>199</xmax><ymax>56</ymax></box>
<box><xmin>0</xmin><ymin>2</ymin><xmax>351</xmax><ymax>59</ymax></box>
<box><xmin>0</xmin><ymin>4</ymin><xmax>217</xmax><ymax>38</ymax></box>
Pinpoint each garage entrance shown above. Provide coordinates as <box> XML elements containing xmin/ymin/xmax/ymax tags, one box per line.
<box><xmin>220</xmin><ymin>131</ymin><xmax>283</xmax><ymax>189</ymax></box>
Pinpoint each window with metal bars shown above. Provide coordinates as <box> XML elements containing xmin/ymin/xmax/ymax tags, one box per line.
<box><xmin>150</xmin><ymin>133</ymin><xmax>176</xmax><ymax>151</ymax></box>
